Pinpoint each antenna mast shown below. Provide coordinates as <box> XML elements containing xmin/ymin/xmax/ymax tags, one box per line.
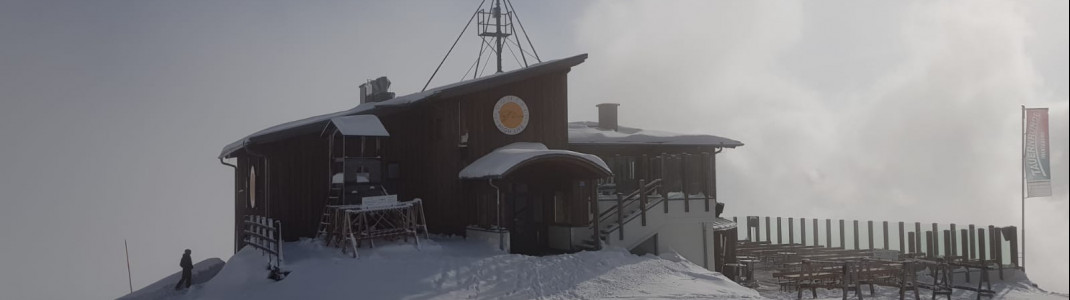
<box><xmin>479</xmin><ymin>0</ymin><xmax>512</xmax><ymax>73</ymax></box>
<box><xmin>424</xmin><ymin>0</ymin><xmax>542</xmax><ymax>90</ymax></box>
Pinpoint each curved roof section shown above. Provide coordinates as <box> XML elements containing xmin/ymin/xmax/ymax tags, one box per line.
<box><xmin>567</xmin><ymin>121</ymin><xmax>743</xmax><ymax>148</ymax></box>
<box><xmin>219</xmin><ymin>54</ymin><xmax>589</xmax><ymax>158</ymax></box>
<box><xmin>459</xmin><ymin>142</ymin><xmax>611</xmax><ymax>180</ymax></box>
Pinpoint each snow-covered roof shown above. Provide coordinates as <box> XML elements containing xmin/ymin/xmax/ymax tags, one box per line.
<box><xmin>329</xmin><ymin>115</ymin><xmax>390</xmax><ymax>137</ymax></box>
<box><xmin>219</xmin><ymin>54</ymin><xmax>589</xmax><ymax>158</ymax></box>
<box><xmin>459</xmin><ymin>142</ymin><xmax>611</xmax><ymax>179</ymax></box>
<box><xmin>567</xmin><ymin>121</ymin><xmax>743</xmax><ymax>148</ymax></box>
<box><xmin>709</xmin><ymin>217</ymin><xmax>737</xmax><ymax>231</ymax></box>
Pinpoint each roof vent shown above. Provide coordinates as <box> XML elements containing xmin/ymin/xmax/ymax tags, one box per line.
<box><xmin>359</xmin><ymin>76</ymin><xmax>395</xmax><ymax>104</ymax></box>
<box><xmin>596</xmin><ymin>103</ymin><xmax>620</xmax><ymax>131</ymax></box>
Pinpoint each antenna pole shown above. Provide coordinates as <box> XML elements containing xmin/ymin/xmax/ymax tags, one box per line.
<box><xmin>125</xmin><ymin>239</ymin><xmax>133</xmax><ymax>293</ymax></box>
<box><xmin>494</xmin><ymin>0</ymin><xmax>504</xmax><ymax>73</ymax></box>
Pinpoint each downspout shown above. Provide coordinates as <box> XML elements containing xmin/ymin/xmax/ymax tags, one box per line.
<box><xmin>489</xmin><ymin>178</ymin><xmax>504</xmax><ymax>251</ymax></box>
<box><xmin>220</xmin><ymin>157</ymin><xmax>238</xmax><ymax>253</ymax></box>
<box><xmin>219</xmin><ymin>157</ymin><xmax>237</xmax><ymax>169</ymax></box>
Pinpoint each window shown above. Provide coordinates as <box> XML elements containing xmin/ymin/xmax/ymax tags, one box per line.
<box><xmin>248</xmin><ymin>166</ymin><xmax>257</xmax><ymax>209</ymax></box>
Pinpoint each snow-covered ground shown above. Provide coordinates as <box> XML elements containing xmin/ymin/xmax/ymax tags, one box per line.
<box><xmin>134</xmin><ymin>237</ymin><xmax>1066</xmax><ymax>300</ymax></box>
<box><xmin>165</xmin><ymin>237</ymin><xmax>760</xmax><ymax>300</ymax></box>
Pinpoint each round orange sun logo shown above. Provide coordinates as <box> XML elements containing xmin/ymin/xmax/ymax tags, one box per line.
<box><xmin>493</xmin><ymin>95</ymin><xmax>529</xmax><ymax>135</ymax></box>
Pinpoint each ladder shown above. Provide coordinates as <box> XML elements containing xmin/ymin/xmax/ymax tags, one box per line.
<box><xmin>316</xmin><ymin>179</ymin><xmax>344</xmax><ymax>245</ymax></box>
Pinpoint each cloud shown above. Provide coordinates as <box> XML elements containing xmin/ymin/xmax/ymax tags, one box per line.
<box><xmin>573</xmin><ymin>0</ymin><xmax>1068</xmax><ymax>292</ymax></box>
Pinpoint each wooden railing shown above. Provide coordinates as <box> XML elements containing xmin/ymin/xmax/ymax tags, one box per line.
<box><xmin>242</xmin><ymin>215</ymin><xmax>283</xmax><ymax>270</ymax></box>
<box><xmin>595</xmin><ymin>178</ymin><xmax>664</xmax><ymax>241</ymax></box>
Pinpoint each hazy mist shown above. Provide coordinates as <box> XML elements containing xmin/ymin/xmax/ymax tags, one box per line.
<box><xmin>0</xmin><ymin>1</ymin><xmax>1066</xmax><ymax>299</ymax></box>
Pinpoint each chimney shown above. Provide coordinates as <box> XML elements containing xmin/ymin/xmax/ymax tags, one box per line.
<box><xmin>359</xmin><ymin>76</ymin><xmax>395</xmax><ymax>104</ymax></box>
<box><xmin>596</xmin><ymin>103</ymin><xmax>620</xmax><ymax>131</ymax></box>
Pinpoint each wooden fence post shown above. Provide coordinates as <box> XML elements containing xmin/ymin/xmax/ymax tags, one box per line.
<box><xmin>943</xmin><ymin>230</ymin><xmax>951</xmax><ymax>258</ymax></box>
<box><xmin>777</xmin><ymin>217</ymin><xmax>782</xmax><ymax>244</ymax></box>
<box><xmin>883</xmin><ymin>221</ymin><xmax>889</xmax><ymax>250</ymax></box>
<box><xmin>1006</xmin><ymin>226</ymin><xmax>1019</xmax><ymax>268</ymax></box>
<box><xmin>926</xmin><ymin>231</ymin><xmax>934</xmax><ymax>258</ymax></box>
<box><xmin>813</xmin><ymin>218</ymin><xmax>819</xmax><ymax>247</ymax></box>
<box><xmin>908</xmin><ymin>232</ymin><xmax>916</xmax><ymax>254</ymax></box>
<box><xmin>661</xmin><ymin>155</ymin><xmax>669</xmax><ymax>214</ymax></box>
<box><xmin>639</xmin><ymin>179</ymin><xmax>647</xmax><ymax>226</ymax></box>
<box><xmin>898</xmin><ymin>222</ymin><xmax>905</xmax><ymax>252</ymax></box>
<box><xmin>960</xmin><ymin>229</ymin><xmax>969</xmax><ymax>259</ymax></box>
<box><xmin>745</xmin><ymin>217</ymin><xmax>751</xmax><ymax>242</ymax></box>
<box><xmin>681</xmin><ymin>154</ymin><xmax>689</xmax><ymax>213</ymax></box>
<box><xmin>826</xmin><ymin>219</ymin><xmax>832</xmax><ymax>248</ymax></box>
<box><xmin>950</xmin><ymin>224</ymin><xmax>957</xmax><ymax>257</ymax></box>
<box><xmin>839</xmin><ymin>219</ymin><xmax>845</xmax><ymax>249</ymax></box>
<box><xmin>788</xmin><ymin>217</ymin><xmax>794</xmax><ymax>245</ymax></box>
<box><xmin>702</xmin><ymin>152</ymin><xmax>711</xmax><ymax>212</ymax></box>
<box><xmin>915</xmin><ymin>222</ymin><xmax>922</xmax><ymax>256</ymax></box>
<box><xmin>932</xmin><ymin>223</ymin><xmax>939</xmax><ymax>256</ymax></box>
<box><xmin>765</xmin><ymin>217</ymin><xmax>771</xmax><ymax>243</ymax></box>
<box><xmin>969</xmin><ymin>224</ymin><xmax>976</xmax><ymax>260</ymax></box>
<box><xmin>989</xmin><ymin>226</ymin><xmax>1000</xmax><ymax>265</ymax></box>
<box><xmin>868</xmin><ymin>220</ymin><xmax>874</xmax><ymax>250</ymax></box>
<box><xmin>616</xmin><ymin>193</ymin><xmax>624</xmax><ymax>241</ymax></box>
<box><xmin>853</xmin><ymin>220</ymin><xmax>860</xmax><ymax>250</ymax></box>
<box><xmin>592</xmin><ymin>191</ymin><xmax>601</xmax><ymax>249</ymax></box>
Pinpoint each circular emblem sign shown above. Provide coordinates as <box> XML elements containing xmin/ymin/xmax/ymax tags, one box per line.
<box><xmin>493</xmin><ymin>95</ymin><xmax>529</xmax><ymax>135</ymax></box>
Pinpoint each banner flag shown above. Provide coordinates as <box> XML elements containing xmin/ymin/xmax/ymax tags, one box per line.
<box><xmin>1024</xmin><ymin>108</ymin><xmax>1052</xmax><ymax>198</ymax></box>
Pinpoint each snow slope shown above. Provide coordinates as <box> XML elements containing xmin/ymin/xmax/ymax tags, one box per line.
<box><xmin>118</xmin><ymin>258</ymin><xmax>224</xmax><ymax>300</ymax></box>
<box><xmin>171</xmin><ymin>238</ymin><xmax>760</xmax><ymax>300</ymax></box>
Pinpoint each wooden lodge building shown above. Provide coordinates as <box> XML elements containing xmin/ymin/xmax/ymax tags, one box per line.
<box><xmin>219</xmin><ymin>54</ymin><xmax>744</xmax><ymax>269</ymax></box>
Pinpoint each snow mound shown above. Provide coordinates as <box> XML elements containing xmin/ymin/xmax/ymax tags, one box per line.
<box><xmin>173</xmin><ymin>238</ymin><xmax>760</xmax><ymax>300</ymax></box>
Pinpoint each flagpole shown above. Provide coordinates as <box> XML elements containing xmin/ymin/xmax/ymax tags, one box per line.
<box><xmin>1020</xmin><ymin>105</ymin><xmax>1025</xmax><ymax>270</ymax></box>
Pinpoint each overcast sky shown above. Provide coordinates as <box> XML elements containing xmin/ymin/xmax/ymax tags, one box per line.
<box><xmin>0</xmin><ymin>1</ymin><xmax>1066</xmax><ymax>299</ymax></box>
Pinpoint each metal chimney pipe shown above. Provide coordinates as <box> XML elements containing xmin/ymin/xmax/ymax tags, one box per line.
<box><xmin>596</xmin><ymin>103</ymin><xmax>620</xmax><ymax>131</ymax></box>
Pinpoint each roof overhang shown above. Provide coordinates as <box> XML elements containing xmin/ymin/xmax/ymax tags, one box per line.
<box><xmin>326</xmin><ymin>115</ymin><xmax>390</xmax><ymax>137</ymax></box>
<box><xmin>459</xmin><ymin>142</ymin><xmax>611</xmax><ymax>180</ymax></box>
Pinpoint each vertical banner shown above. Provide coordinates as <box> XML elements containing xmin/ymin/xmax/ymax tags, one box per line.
<box><xmin>1024</xmin><ymin>108</ymin><xmax>1052</xmax><ymax>198</ymax></box>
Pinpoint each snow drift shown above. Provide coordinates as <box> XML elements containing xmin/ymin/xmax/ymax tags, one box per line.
<box><xmin>164</xmin><ymin>238</ymin><xmax>760</xmax><ymax>300</ymax></box>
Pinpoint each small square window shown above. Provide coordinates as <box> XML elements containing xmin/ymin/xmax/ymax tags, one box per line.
<box><xmin>387</xmin><ymin>162</ymin><xmax>400</xmax><ymax>179</ymax></box>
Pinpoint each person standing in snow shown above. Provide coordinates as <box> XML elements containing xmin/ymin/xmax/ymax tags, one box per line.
<box><xmin>174</xmin><ymin>249</ymin><xmax>193</xmax><ymax>290</ymax></box>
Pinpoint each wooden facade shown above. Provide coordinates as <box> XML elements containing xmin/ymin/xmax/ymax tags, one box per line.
<box><xmin>222</xmin><ymin>55</ymin><xmax>603</xmax><ymax>254</ymax></box>
<box><xmin>221</xmin><ymin>54</ymin><xmax>745</xmax><ymax>256</ymax></box>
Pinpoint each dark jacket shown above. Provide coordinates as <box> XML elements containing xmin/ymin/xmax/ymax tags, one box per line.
<box><xmin>180</xmin><ymin>253</ymin><xmax>193</xmax><ymax>270</ymax></box>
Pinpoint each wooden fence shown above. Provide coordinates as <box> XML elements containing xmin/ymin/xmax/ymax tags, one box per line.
<box><xmin>732</xmin><ymin>216</ymin><xmax>1020</xmax><ymax>268</ymax></box>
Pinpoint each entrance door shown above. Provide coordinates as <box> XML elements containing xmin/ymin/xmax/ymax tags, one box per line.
<box><xmin>510</xmin><ymin>184</ymin><xmax>547</xmax><ymax>255</ymax></box>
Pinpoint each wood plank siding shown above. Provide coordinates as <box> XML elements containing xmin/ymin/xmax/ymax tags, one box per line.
<box><xmin>230</xmin><ymin>70</ymin><xmax>576</xmax><ymax>241</ymax></box>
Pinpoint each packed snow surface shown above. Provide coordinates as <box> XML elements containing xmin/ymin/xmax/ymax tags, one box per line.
<box><xmin>170</xmin><ymin>238</ymin><xmax>760</xmax><ymax>300</ymax></box>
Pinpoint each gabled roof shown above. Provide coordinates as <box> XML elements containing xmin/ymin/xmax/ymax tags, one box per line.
<box><xmin>567</xmin><ymin>121</ymin><xmax>744</xmax><ymax>148</ymax></box>
<box><xmin>219</xmin><ymin>54</ymin><xmax>588</xmax><ymax>158</ymax></box>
